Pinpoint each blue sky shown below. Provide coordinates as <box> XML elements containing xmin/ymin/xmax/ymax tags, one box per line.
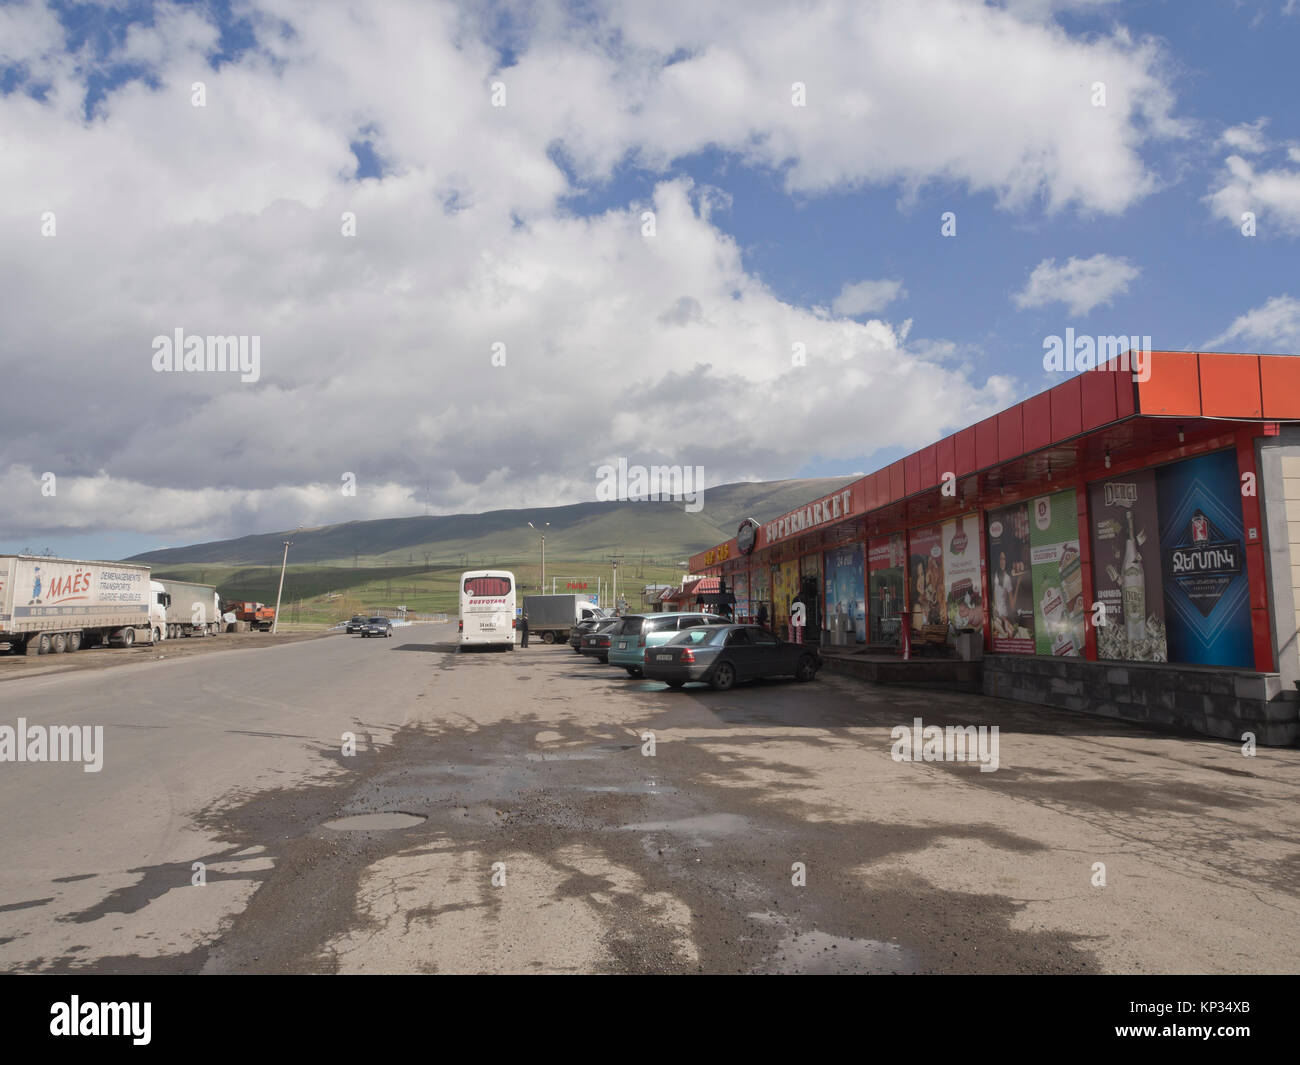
<box><xmin>2</xmin><ymin>0</ymin><xmax>1298</xmax><ymax>560</ymax></box>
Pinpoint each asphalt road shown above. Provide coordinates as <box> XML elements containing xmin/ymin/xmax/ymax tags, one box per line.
<box><xmin>1</xmin><ymin>623</ymin><xmax>1297</xmax><ymax>974</ymax></box>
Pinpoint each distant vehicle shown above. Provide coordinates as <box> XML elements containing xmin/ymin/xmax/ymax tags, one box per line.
<box><xmin>569</xmin><ymin>615</ymin><xmax>617</xmax><ymax>652</ymax></box>
<box><xmin>226</xmin><ymin>601</ymin><xmax>275</xmax><ymax>631</ymax></box>
<box><xmin>607</xmin><ymin>612</ymin><xmax>730</xmax><ymax>677</ymax></box>
<box><xmin>0</xmin><ymin>555</ymin><xmax>165</xmax><ymax>654</ymax></box>
<box><xmin>578</xmin><ymin>618</ymin><xmax>627</xmax><ymax>662</ymax></box>
<box><xmin>346</xmin><ymin>614</ymin><xmax>368</xmax><ymax>634</ymax></box>
<box><xmin>644</xmin><ymin>624</ymin><xmax>821</xmax><ymax>691</ymax></box>
<box><xmin>522</xmin><ymin>594</ymin><xmax>605</xmax><ymax>644</ymax></box>
<box><xmin>459</xmin><ymin>570</ymin><xmax>516</xmax><ymax>651</ymax></box>
<box><xmin>151</xmin><ymin>579</ymin><xmax>222</xmax><ymax>640</ymax></box>
<box><xmin>361</xmin><ymin>616</ymin><xmax>393</xmax><ymax>638</ymax></box>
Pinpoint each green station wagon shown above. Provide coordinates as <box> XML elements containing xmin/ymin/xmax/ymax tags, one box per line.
<box><xmin>606</xmin><ymin>612</ymin><xmax>730</xmax><ymax>677</ymax></box>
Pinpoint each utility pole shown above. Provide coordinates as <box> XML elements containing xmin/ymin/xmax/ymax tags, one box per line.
<box><xmin>608</xmin><ymin>554</ymin><xmax>623</xmax><ymax>613</ymax></box>
<box><xmin>272</xmin><ymin>525</ymin><xmax>302</xmax><ymax>635</ymax></box>
<box><xmin>527</xmin><ymin>522</ymin><xmax>549</xmax><ymax>593</ymax></box>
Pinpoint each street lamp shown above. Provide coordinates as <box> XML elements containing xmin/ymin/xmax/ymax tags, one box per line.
<box><xmin>272</xmin><ymin>524</ymin><xmax>303</xmax><ymax>635</ymax></box>
<box><xmin>527</xmin><ymin>521</ymin><xmax>549</xmax><ymax>592</ymax></box>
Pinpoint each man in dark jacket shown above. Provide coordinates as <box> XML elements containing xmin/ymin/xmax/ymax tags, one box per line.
<box><xmin>519</xmin><ymin>609</ymin><xmax>529</xmax><ymax>648</ymax></box>
<box><xmin>756</xmin><ymin>602</ymin><xmax>769</xmax><ymax>629</ymax></box>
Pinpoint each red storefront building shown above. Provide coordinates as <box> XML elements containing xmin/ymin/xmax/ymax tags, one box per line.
<box><xmin>689</xmin><ymin>352</ymin><xmax>1300</xmax><ymax>745</ymax></box>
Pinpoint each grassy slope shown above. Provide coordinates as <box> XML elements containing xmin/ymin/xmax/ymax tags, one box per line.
<box><xmin>140</xmin><ymin>475</ymin><xmax>856</xmax><ymax>624</ymax></box>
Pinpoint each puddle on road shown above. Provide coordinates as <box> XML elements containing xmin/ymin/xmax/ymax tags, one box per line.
<box><xmin>582</xmin><ymin>782</ymin><xmax>677</xmax><ymax>795</ymax></box>
<box><xmin>620</xmin><ymin>813</ymin><xmax>750</xmax><ymax>838</ymax></box>
<box><xmin>321</xmin><ymin>813</ymin><xmax>427</xmax><ymax>831</ymax></box>
<box><xmin>768</xmin><ymin>929</ymin><xmax>919</xmax><ymax>975</ymax></box>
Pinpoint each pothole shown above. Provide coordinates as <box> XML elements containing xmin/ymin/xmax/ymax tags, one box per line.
<box><xmin>321</xmin><ymin>813</ymin><xmax>427</xmax><ymax>831</ymax></box>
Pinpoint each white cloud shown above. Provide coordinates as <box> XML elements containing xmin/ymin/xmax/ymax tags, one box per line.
<box><xmin>1205</xmin><ymin>295</ymin><xmax>1300</xmax><ymax>353</ymax></box>
<box><xmin>1012</xmin><ymin>254</ymin><xmax>1140</xmax><ymax>316</ymax></box>
<box><xmin>1206</xmin><ymin>150</ymin><xmax>1300</xmax><ymax>234</ymax></box>
<box><xmin>1220</xmin><ymin>119</ymin><xmax>1269</xmax><ymax>155</ymax></box>
<box><xmin>831</xmin><ymin>279</ymin><xmax>906</xmax><ymax>317</ymax></box>
<box><xmin>0</xmin><ymin>0</ymin><xmax>1183</xmax><ymax>544</ymax></box>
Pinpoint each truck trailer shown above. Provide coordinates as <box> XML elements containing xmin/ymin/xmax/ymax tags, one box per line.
<box><xmin>521</xmin><ymin>594</ymin><xmax>606</xmax><ymax>644</ymax></box>
<box><xmin>152</xmin><ymin>579</ymin><xmax>222</xmax><ymax>639</ymax></box>
<box><xmin>0</xmin><ymin>555</ymin><xmax>164</xmax><ymax>655</ymax></box>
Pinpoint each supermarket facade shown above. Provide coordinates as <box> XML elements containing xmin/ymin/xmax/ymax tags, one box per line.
<box><xmin>688</xmin><ymin>351</ymin><xmax>1300</xmax><ymax>745</ymax></box>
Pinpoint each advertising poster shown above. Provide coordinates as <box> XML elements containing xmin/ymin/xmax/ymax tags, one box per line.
<box><xmin>908</xmin><ymin>525</ymin><xmax>946</xmax><ymax>632</ymax></box>
<box><xmin>1089</xmin><ymin>469</ymin><xmax>1167</xmax><ymax>662</ymax></box>
<box><xmin>824</xmin><ymin>544</ymin><xmax>866</xmax><ymax>642</ymax></box>
<box><xmin>732</xmin><ymin>571</ymin><xmax>749</xmax><ymax>622</ymax></box>
<box><xmin>868</xmin><ymin>534</ymin><xmax>906</xmax><ymax>646</ymax></box>
<box><xmin>751</xmin><ymin>565</ymin><xmax>771</xmax><ymax>622</ymax></box>
<box><xmin>1156</xmin><ymin>450</ymin><xmax>1252</xmax><ymax>667</ymax></box>
<box><xmin>1027</xmin><ymin>490</ymin><xmax>1085</xmax><ymax>657</ymax></box>
<box><xmin>986</xmin><ymin>502</ymin><xmax>1034</xmax><ymax>653</ymax></box>
<box><xmin>942</xmin><ymin>514</ymin><xmax>983</xmax><ymax>637</ymax></box>
<box><xmin>774</xmin><ymin>560</ymin><xmax>800</xmax><ymax>629</ymax></box>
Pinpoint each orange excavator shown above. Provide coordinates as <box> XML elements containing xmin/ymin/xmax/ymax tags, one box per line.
<box><xmin>224</xmin><ymin>600</ymin><xmax>276</xmax><ymax>631</ymax></box>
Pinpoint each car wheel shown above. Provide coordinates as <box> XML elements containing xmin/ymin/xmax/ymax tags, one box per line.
<box><xmin>795</xmin><ymin>656</ymin><xmax>817</xmax><ymax>682</ymax></box>
<box><xmin>626</xmin><ymin>666</ymin><xmax>642</xmax><ymax>678</ymax></box>
<box><xmin>599</xmin><ymin>654</ymin><xmax>608</xmax><ymax>663</ymax></box>
<box><xmin>666</xmin><ymin>680</ymin><xmax>685</xmax><ymax>689</ymax></box>
<box><xmin>710</xmin><ymin>661</ymin><xmax>736</xmax><ymax>691</ymax></box>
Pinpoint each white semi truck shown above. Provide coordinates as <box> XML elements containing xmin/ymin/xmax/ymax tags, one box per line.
<box><xmin>151</xmin><ymin>578</ymin><xmax>222</xmax><ymax>640</ymax></box>
<box><xmin>0</xmin><ymin>555</ymin><xmax>165</xmax><ymax>655</ymax></box>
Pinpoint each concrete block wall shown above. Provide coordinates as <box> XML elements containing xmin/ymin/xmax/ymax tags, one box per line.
<box><xmin>983</xmin><ymin>654</ymin><xmax>1299</xmax><ymax>746</ymax></box>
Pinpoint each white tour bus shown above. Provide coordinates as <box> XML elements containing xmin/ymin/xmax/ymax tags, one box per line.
<box><xmin>458</xmin><ymin>570</ymin><xmax>517</xmax><ymax>650</ymax></box>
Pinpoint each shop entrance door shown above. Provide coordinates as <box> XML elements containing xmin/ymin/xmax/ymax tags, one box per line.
<box><xmin>800</xmin><ymin>576</ymin><xmax>821</xmax><ymax>648</ymax></box>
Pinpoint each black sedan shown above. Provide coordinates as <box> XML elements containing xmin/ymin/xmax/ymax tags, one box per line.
<box><xmin>643</xmin><ymin>624</ymin><xmax>820</xmax><ymax>691</ymax></box>
<box><xmin>569</xmin><ymin>615</ymin><xmax>617</xmax><ymax>652</ymax></box>
<box><xmin>345</xmin><ymin>614</ymin><xmax>368</xmax><ymax>634</ymax></box>
<box><xmin>578</xmin><ymin>618</ymin><xmax>625</xmax><ymax>662</ymax></box>
<box><xmin>360</xmin><ymin>616</ymin><xmax>393</xmax><ymax>638</ymax></box>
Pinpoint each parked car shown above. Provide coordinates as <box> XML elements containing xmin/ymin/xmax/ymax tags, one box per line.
<box><xmin>578</xmin><ymin>617</ymin><xmax>627</xmax><ymax>662</ymax></box>
<box><xmin>346</xmin><ymin>614</ymin><xmax>369</xmax><ymax>634</ymax></box>
<box><xmin>607</xmin><ymin>612</ymin><xmax>730</xmax><ymax>677</ymax></box>
<box><xmin>569</xmin><ymin>615</ymin><xmax>617</xmax><ymax>652</ymax></box>
<box><xmin>361</xmin><ymin>616</ymin><xmax>393</xmax><ymax>638</ymax></box>
<box><xmin>643</xmin><ymin>624</ymin><xmax>821</xmax><ymax>690</ymax></box>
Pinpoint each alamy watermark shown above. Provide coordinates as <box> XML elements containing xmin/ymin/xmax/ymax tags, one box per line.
<box><xmin>151</xmin><ymin>329</ymin><xmax>260</xmax><ymax>383</ymax></box>
<box><xmin>890</xmin><ymin>717</ymin><xmax>999</xmax><ymax>773</ymax></box>
<box><xmin>0</xmin><ymin>718</ymin><xmax>103</xmax><ymax>772</ymax></box>
<box><xmin>596</xmin><ymin>458</ymin><xmax>705</xmax><ymax>514</ymax></box>
<box><xmin>1042</xmin><ymin>331</ymin><xmax>1151</xmax><ymax>382</ymax></box>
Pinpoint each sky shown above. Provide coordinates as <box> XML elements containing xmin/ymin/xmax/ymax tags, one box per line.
<box><xmin>2</xmin><ymin>0</ymin><xmax>1298</xmax><ymax>561</ymax></box>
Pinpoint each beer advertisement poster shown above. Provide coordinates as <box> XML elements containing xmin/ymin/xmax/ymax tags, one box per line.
<box><xmin>867</xmin><ymin>533</ymin><xmax>905</xmax><ymax>646</ymax></box>
<box><xmin>1027</xmin><ymin>489</ymin><xmax>1085</xmax><ymax>657</ymax></box>
<box><xmin>908</xmin><ymin>525</ymin><xmax>946</xmax><ymax>631</ymax></box>
<box><xmin>1088</xmin><ymin>469</ymin><xmax>1167</xmax><ymax>662</ymax></box>
<box><xmin>731</xmin><ymin>571</ymin><xmax>749</xmax><ymax>622</ymax></box>
<box><xmin>823</xmin><ymin>544</ymin><xmax>866</xmax><ymax>642</ymax></box>
<box><xmin>986</xmin><ymin>501</ymin><xmax>1035</xmax><ymax>654</ymax></box>
<box><xmin>941</xmin><ymin>514</ymin><xmax>983</xmax><ymax>637</ymax></box>
<box><xmin>1155</xmin><ymin>450</ymin><xmax>1252</xmax><ymax>667</ymax></box>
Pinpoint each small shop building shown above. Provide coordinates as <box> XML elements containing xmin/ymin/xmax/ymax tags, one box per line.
<box><xmin>688</xmin><ymin>351</ymin><xmax>1300</xmax><ymax>745</ymax></box>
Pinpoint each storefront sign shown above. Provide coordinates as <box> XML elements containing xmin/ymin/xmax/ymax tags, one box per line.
<box><xmin>762</xmin><ymin>489</ymin><xmax>853</xmax><ymax>548</ymax></box>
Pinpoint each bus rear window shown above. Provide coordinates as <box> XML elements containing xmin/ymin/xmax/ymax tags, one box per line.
<box><xmin>464</xmin><ymin>576</ymin><xmax>512</xmax><ymax>596</ymax></box>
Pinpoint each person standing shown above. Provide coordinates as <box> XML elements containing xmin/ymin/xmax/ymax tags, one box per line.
<box><xmin>756</xmin><ymin>601</ymin><xmax>769</xmax><ymax>630</ymax></box>
<box><xmin>519</xmin><ymin>609</ymin><xmax>530</xmax><ymax>648</ymax></box>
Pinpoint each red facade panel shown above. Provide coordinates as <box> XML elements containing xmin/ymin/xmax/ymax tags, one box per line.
<box><xmin>903</xmin><ymin>453</ymin><xmax>921</xmax><ymax>495</ymax></box>
<box><xmin>975</xmin><ymin>417</ymin><xmax>998</xmax><ymax>470</ymax></box>
<box><xmin>1200</xmin><ymin>353</ymin><xmax>1262</xmax><ymax>418</ymax></box>
<box><xmin>954</xmin><ymin>427</ymin><xmax>976</xmax><ymax>476</ymax></box>
<box><xmin>1023</xmin><ymin>392</ymin><xmax>1052</xmax><ymax>452</ymax></box>
<box><xmin>917</xmin><ymin>443</ymin><xmax>938</xmax><ymax>490</ymax></box>
<box><xmin>887</xmin><ymin>460</ymin><xmax>906</xmax><ymax>502</ymax></box>
<box><xmin>997</xmin><ymin>406</ymin><xmax>1023</xmax><ymax>461</ymax></box>
<box><xmin>936</xmin><ymin>435</ymin><xmax>957</xmax><ymax>484</ymax></box>
<box><xmin>1049</xmin><ymin>376</ymin><xmax>1083</xmax><ymax>440</ymax></box>
<box><xmin>1081</xmin><ymin>369</ymin><xmax>1119</xmax><ymax>430</ymax></box>
<box><xmin>1138</xmin><ymin>351</ymin><xmax>1201</xmax><ymax>416</ymax></box>
<box><xmin>1260</xmin><ymin>356</ymin><xmax>1300</xmax><ymax>418</ymax></box>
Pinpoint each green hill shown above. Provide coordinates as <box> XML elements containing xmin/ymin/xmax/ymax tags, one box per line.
<box><xmin>128</xmin><ymin>476</ymin><xmax>856</xmax><ymax>621</ymax></box>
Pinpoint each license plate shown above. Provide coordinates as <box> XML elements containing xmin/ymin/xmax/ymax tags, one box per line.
<box><xmin>656</xmin><ymin>654</ymin><xmax>672</xmax><ymax>661</ymax></box>
<box><xmin>617</xmin><ymin>640</ymin><xmax>627</xmax><ymax>649</ymax></box>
